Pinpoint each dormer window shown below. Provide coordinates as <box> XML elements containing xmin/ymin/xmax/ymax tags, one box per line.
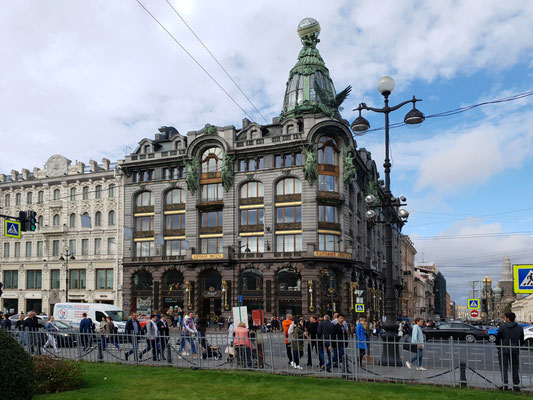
<box><xmin>143</xmin><ymin>145</ymin><xmax>150</xmax><ymax>154</ymax></box>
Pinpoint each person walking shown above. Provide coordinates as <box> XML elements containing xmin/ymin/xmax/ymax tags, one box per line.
<box><xmin>178</xmin><ymin>312</ymin><xmax>198</xmax><ymax>358</ymax></box>
<box><xmin>496</xmin><ymin>312</ymin><xmax>525</xmax><ymax>391</ymax></box>
<box><xmin>290</xmin><ymin>318</ymin><xmax>305</xmax><ymax>369</ymax></box>
<box><xmin>330</xmin><ymin>314</ymin><xmax>351</xmax><ymax>374</ymax></box>
<box><xmin>124</xmin><ymin>312</ymin><xmax>142</xmax><ymax>361</ymax></box>
<box><xmin>23</xmin><ymin>310</ymin><xmax>42</xmax><ymax>355</ymax></box>
<box><xmin>43</xmin><ymin>316</ymin><xmax>59</xmax><ymax>353</ymax></box>
<box><xmin>282</xmin><ymin>314</ymin><xmax>293</xmax><ymax>365</ymax></box>
<box><xmin>157</xmin><ymin>314</ymin><xmax>170</xmax><ymax>360</ymax></box>
<box><xmin>355</xmin><ymin>317</ymin><xmax>368</xmax><ymax>367</ymax></box>
<box><xmin>141</xmin><ymin>314</ymin><xmax>159</xmax><ymax>361</ymax></box>
<box><xmin>406</xmin><ymin>318</ymin><xmax>425</xmax><ymax>371</ymax></box>
<box><xmin>104</xmin><ymin>316</ymin><xmax>120</xmax><ymax>351</ymax></box>
<box><xmin>317</xmin><ymin>314</ymin><xmax>334</xmax><ymax>371</ymax></box>
<box><xmin>79</xmin><ymin>312</ymin><xmax>94</xmax><ymax>350</ymax></box>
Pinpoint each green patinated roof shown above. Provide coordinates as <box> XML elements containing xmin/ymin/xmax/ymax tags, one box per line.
<box><xmin>281</xmin><ymin>18</ymin><xmax>350</xmax><ymax>121</ymax></box>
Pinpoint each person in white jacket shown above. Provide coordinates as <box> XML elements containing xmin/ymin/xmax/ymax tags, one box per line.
<box><xmin>406</xmin><ymin>318</ymin><xmax>425</xmax><ymax>371</ymax></box>
<box><xmin>178</xmin><ymin>313</ymin><xmax>198</xmax><ymax>357</ymax></box>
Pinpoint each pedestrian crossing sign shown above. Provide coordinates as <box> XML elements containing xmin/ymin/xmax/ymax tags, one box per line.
<box><xmin>355</xmin><ymin>304</ymin><xmax>364</xmax><ymax>312</ymax></box>
<box><xmin>513</xmin><ymin>264</ymin><xmax>533</xmax><ymax>294</ymax></box>
<box><xmin>4</xmin><ymin>220</ymin><xmax>21</xmax><ymax>238</ymax></box>
<box><xmin>467</xmin><ymin>299</ymin><xmax>479</xmax><ymax>309</ymax></box>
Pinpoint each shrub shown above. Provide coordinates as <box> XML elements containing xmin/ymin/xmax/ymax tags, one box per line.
<box><xmin>0</xmin><ymin>328</ymin><xmax>35</xmax><ymax>399</ymax></box>
<box><xmin>33</xmin><ymin>355</ymin><xmax>84</xmax><ymax>394</ymax></box>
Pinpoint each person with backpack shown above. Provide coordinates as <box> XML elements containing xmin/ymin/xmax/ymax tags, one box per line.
<box><xmin>79</xmin><ymin>312</ymin><xmax>94</xmax><ymax>350</ymax></box>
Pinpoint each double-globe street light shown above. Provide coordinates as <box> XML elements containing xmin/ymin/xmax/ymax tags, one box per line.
<box><xmin>351</xmin><ymin>76</ymin><xmax>424</xmax><ymax>366</ymax></box>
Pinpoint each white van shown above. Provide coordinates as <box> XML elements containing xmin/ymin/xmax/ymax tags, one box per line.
<box><xmin>53</xmin><ymin>303</ymin><xmax>128</xmax><ymax>333</ymax></box>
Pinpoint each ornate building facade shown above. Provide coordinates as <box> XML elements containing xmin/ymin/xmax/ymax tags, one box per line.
<box><xmin>118</xmin><ymin>19</ymin><xmax>403</xmax><ymax>321</ymax></box>
<box><xmin>0</xmin><ymin>155</ymin><xmax>123</xmax><ymax>314</ymax></box>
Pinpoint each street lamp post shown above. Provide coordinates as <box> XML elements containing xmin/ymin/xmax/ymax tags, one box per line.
<box><xmin>352</xmin><ymin>76</ymin><xmax>424</xmax><ymax>366</ymax></box>
<box><xmin>59</xmin><ymin>249</ymin><xmax>76</xmax><ymax>302</ymax></box>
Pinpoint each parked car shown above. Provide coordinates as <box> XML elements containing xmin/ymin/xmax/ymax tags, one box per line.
<box><xmin>423</xmin><ymin>322</ymin><xmax>489</xmax><ymax>342</ymax></box>
<box><xmin>524</xmin><ymin>325</ymin><xmax>533</xmax><ymax>347</ymax></box>
<box><xmin>487</xmin><ymin>323</ymin><xmax>530</xmax><ymax>343</ymax></box>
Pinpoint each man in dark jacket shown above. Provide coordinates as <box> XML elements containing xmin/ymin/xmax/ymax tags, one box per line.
<box><xmin>305</xmin><ymin>315</ymin><xmax>319</xmax><ymax>367</ymax></box>
<box><xmin>23</xmin><ymin>310</ymin><xmax>42</xmax><ymax>354</ymax></box>
<box><xmin>124</xmin><ymin>312</ymin><xmax>142</xmax><ymax>361</ymax></box>
<box><xmin>79</xmin><ymin>312</ymin><xmax>94</xmax><ymax>350</ymax></box>
<box><xmin>317</xmin><ymin>314</ymin><xmax>334</xmax><ymax>371</ymax></box>
<box><xmin>496</xmin><ymin>312</ymin><xmax>525</xmax><ymax>391</ymax></box>
<box><xmin>157</xmin><ymin>314</ymin><xmax>171</xmax><ymax>360</ymax></box>
<box><xmin>330</xmin><ymin>314</ymin><xmax>351</xmax><ymax>374</ymax></box>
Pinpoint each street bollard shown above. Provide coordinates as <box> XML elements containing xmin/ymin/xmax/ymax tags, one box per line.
<box><xmin>459</xmin><ymin>361</ymin><xmax>467</xmax><ymax>387</ymax></box>
<box><xmin>98</xmin><ymin>339</ymin><xmax>104</xmax><ymax>362</ymax></box>
<box><xmin>167</xmin><ymin>336</ymin><xmax>172</xmax><ymax>364</ymax></box>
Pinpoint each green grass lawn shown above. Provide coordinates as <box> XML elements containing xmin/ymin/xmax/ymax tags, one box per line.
<box><xmin>35</xmin><ymin>362</ymin><xmax>525</xmax><ymax>400</ymax></box>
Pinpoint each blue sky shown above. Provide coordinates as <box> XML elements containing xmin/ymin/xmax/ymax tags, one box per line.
<box><xmin>1</xmin><ymin>1</ymin><xmax>532</xmax><ymax>307</ymax></box>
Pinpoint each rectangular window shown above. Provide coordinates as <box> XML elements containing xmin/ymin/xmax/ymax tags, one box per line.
<box><xmin>69</xmin><ymin>269</ymin><xmax>86</xmax><ymax>289</ymax></box>
<box><xmin>107</xmin><ymin>237</ymin><xmax>116</xmax><ymax>255</ymax></box>
<box><xmin>81</xmin><ymin>239</ymin><xmax>89</xmax><ymax>256</ymax></box>
<box><xmin>165</xmin><ymin>214</ymin><xmax>186</xmax><ymax>230</ymax></box>
<box><xmin>25</xmin><ymin>242</ymin><xmax>32</xmax><ymax>257</ymax></box>
<box><xmin>3</xmin><ymin>270</ymin><xmax>18</xmax><ymax>289</ymax></box>
<box><xmin>70</xmin><ymin>188</ymin><xmax>76</xmax><ymax>201</ymax></box>
<box><xmin>318</xmin><ymin>205</ymin><xmax>339</xmax><ymax>223</ymax></box>
<box><xmin>37</xmin><ymin>241</ymin><xmax>44</xmax><ymax>257</ymax></box>
<box><xmin>275</xmin><ymin>153</ymin><xmax>301</xmax><ymax>167</ymax></box>
<box><xmin>135</xmin><ymin>216</ymin><xmax>153</xmax><ymax>232</ymax></box>
<box><xmin>69</xmin><ymin>239</ymin><xmax>76</xmax><ymax>255</ymax></box>
<box><xmin>14</xmin><ymin>242</ymin><xmax>20</xmax><ymax>257</ymax></box>
<box><xmin>4</xmin><ymin>242</ymin><xmax>10</xmax><ymax>258</ymax></box>
<box><xmin>16</xmin><ymin>193</ymin><xmax>21</xmax><ymax>205</ymax></box>
<box><xmin>165</xmin><ymin>239</ymin><xmax>188</xmax><ymax>256</ymax></box>
<box><xmin>276</xmin><ymin>206</ymin><xmax>301</xmax><ymax>223</ymax></box>
<box><xmin>241</xmin><ymin>236</ymin><xmax>264</xmax><ymax>253</ymax></box>
<box><xmin>318</xmin><ymin>174</ymin><xmax>339</xmax><ymax>192</ymax></box>
<box><xmin>201</xmin><ymin>183</ymin><xmax>223</xmax><ymax>201</ymax></box>
<box><xmin>38</xmin><ymin>191</ymin><xmax>44</xmax><ymax>203</ymax></box>
<box><xmin>241</xmin><ymin>208</ymin><xmax>264</xmax><ymax>225</ymax></box>
<box><xmin>163</xmin><ymin>167</ymin><xmax>179</xmax><ymax>180</ymax></box>
<box><xmin>295</xmin><ymin>153</ymin><xmax>302</xmax><ymax>165</ymax></box>
<box><xmin>239</xmin><ymin>159</ymin><xmax>247</xmax><ymax>171</ymax></box>
<box><xmin>27</xmin><ymin>192</ymin><xmax>33</xmax><ymax>204</ymax></box>
<box><xmin>94</xmin><ymin>238</ymin><xmax>102</xmax><ymax>255</ymax></box>
<box><xmin>82</xmin><ymin>186</ymin><xmax>89</xmax><ymax>200</ymax></box>
<box><xmin>50</xmin><ymin>270</ymin><xmax>60</xmax><ymax>289</ymax></box>
<box><xmin>275</xmin><ymin>155</ymin><xmax>283</xmax><ymax>168</ymax></box>
<box><xmin>318</xmin><ymin>234</ymin><xmax>341</xmax><ymax>252</ymax></box>
<box><xmin>201</xmin><ymin>238</ymin><xmax>223</xmax><ymax>254</ymax></box>
<box><xmin>201</xmin><ymin>211</ymin><xmax>223</xmax><ymax>227</ymax></box>
<box><xmin>53</xmin><ymin>189</ymin><xmax>60</xmax><ymax>200</ymax></box>
<box><xmin>276</xmin><ymin>234</ymin><xmax>302</xmax><ymax>252</ymax></box>
<box><xmin>27</xmin><ymin>270</ymin><xmax>42</xmax><ymax>289</ymax></box>
<box><xmin>135</xmin><ymin>241</ymin><xmax>154</xmax><ymax>257</ymax></box>
<box><xmin>52</xmin><ymin>240</ymin><xmax>60</xmax><ymax>256</ymax></box>
<box><xmin>96</xmin><ymin>269</ymin><xmax>113</xmax><ymax>290</ymax></box>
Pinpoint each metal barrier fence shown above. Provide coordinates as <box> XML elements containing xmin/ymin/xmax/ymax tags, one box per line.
<box><xmin>8</xmin><ymin>329</ymin><xmax>533</xmax><ymax>392</ymax></box>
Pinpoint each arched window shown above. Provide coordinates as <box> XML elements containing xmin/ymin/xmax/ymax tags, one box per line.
<box><xmin>53</xmin><ymin>214</ymin><xmax>60</xmax><ymax>226</ymax></box>
<box><xmin>201</xmin><ymin>147</ymin><xmax>223</xmax><ymax>174</ymax></box>
<box><xmin>108</xmin><ymin>184</ymin><xmax>116</xmax><ymax>197</ymax></box>
<box><xmin>321</xmin><ymin>269</ymin><xmax>337</xmax><ymax>291</ymax></box>
<box><xmin>201</xmin><ymin>270</ymin><xmax>222</xmax><ymax>291</ymax></box>
<box><xmin>276</xmin><ymin>177</ymin><xmax>301</xmax><ymax>195</ymax></box>
<box><xmin>166</xmin><ymin>188</ymin><xmax>186</xmax><ymax>205</ymax></box>
<box><xmin>240</xmin><ymin>269</ymin><xmax>263</xmax><ymax>291</ymax></box>
<box><xmin>38</xmin><ymin>215</ymin><xmax>43</xmax><ymax>229</ymax></box>
<box><xmin>95</xmin><ymin>185</ymin><xmax>102</xmax><ymax>199</ymax></box>
<box><xmin>162</xmin><ymin>269</ymin><xmax>184</xmax><ymax>291</ymax></box>
<box><xmin>318</xmin><ymin>136</ymin><xmax>340</xmax><ymax>193</ymax></box>
<box><xmin>94</xmin><ymin>211</ymin><xmax>102</xmax><ymax>227</ymax></box>
<box><xmin>4</xmin><ymin>194</ymin><xmax>10</xmax><ymax>207</ymax></box>
<box><xmin>276</xmin><ymin>268</ymin><xmax>301</xmax><ymax>291</ymax></box>
<box><xmin>135</xmin><ymin>191</ymin><xmax>154</xmax><ymax>207</ymax></box>
<box><xmin>81</xmin><ymin>212</ymin><xmax>90</xmax><ymax>228</ymax></box>
<box><xmin>69</xmin><ymin>213</ymin><xmax>76</xmax><ymax>228</ymax></box>
<box><xmin>240</xmin><ymin>182</ymin><xmax>264</xmax><ymax>199</ymax></box>
<box><xmin>27</xmin><ymin>192</ymin><xmax>33</xmax><ymax>204</ymax></box>
<box><xmin>133</xmin><ymin>270</ymin><xmax>153</xmax><ymax>290</ymax></box>
<box><xmin>53</xmin><ymin>189</ymin><xmax>60</xmax><ymax>200</ymax></box>
<box><xmin>108</xmin><ymin>210</ymin><xmax>116</xmax><ymax>226</ymax></box>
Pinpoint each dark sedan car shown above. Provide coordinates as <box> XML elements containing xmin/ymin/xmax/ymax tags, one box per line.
<box><xmin>423</xmin><ymin>322</ymin><xmax>489</xmax><ymax>343</ymax></box>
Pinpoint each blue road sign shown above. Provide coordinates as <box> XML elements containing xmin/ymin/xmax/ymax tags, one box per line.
<box><xmin>238</xmin><ymin>295</ymin><xmax>243</xmax><ymax>303</ymax></box>
<box><xmin>355</xmin><ymin>304</ymin><xmax>365</xmax><ymax>312</ymax></box>
<box><xmin>4</xmin><ymin>220</ymin><xmax>21</xmax><ymax>238</ymax></box>
<box><xmin>467</xmin><ymin>299</ymin><xmax>480</xmax><ymax>309</ymax></box>
<box><xmin>514</xmin><ymin>264</ymin><xmax>533</xmax><ymax>294</ymax></box>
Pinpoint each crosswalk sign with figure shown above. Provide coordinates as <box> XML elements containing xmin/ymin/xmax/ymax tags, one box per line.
<box><xmin>467</xmin><ymin>299</ymin><xmax>480</xmax><ymax>309</ymax></box>
<box><xmin>355</xmin><ymin>304</ymin><xmax>364</xmax><ymax>312</ymax></box>
<box><xmin>4</xmin><ymin>220</ymin><xmax>21</xmax><ymax>238</ymax></box>
<box><xmin>514</xmin><ymin>264</ymin><xmax>533</xmax><ymax>294</ymax></box>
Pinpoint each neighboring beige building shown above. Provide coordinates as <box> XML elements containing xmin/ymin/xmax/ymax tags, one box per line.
<box><xmin>0</xmin><ymin>155</ymin><xmax>123</xmax><ymax>315</ymax></box>
<box><xmin>456</xmin><ymin>305</ymin><xmax>469</xmax><ymax>320</ymax></box>
<box><xmin>400</xmin><ymin>235</ymin><xmax>416</xmax><ymax>318</ymax></box>
<box><xmin>512</xmin><ymin>294</ymin><xmax>533</xmax><ymax>324</ymax></box>
<box><xmin>414</xmin><ymin>264</ymin><xmax>436</xmax><ymax>320</ymax></box>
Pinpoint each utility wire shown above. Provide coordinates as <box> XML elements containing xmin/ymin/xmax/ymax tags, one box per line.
<box><xmin>413</xmin><ymin>231</ymin><xmax>533</xmax><ymax>240</ymax></box>
<box><xmin>164</xmin><ymin>0</ymin><xmax>268</xmax><ymax>124</ymax></box>
<box><xmin>135</xmin><ymin>0</ymin><xmax>257</xmax><ymax>122</ymax></box>
<box><xmin>359</xmin><ymin>90</ymin><xmax>533</xmax><ymax>134</ymax></box>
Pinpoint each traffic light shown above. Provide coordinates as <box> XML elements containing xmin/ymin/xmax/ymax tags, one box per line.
<box><xmin>18</xmin><ymin>211</ymin><xmax>28</xmax><ymax>232</ymax></box>
<box><xmin>28</xmin><ymin>211</ymin><xmax>37</xmax><ymax>232</ymax></box>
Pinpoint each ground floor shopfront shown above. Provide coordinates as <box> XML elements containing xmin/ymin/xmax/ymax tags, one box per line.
<box><xmin>122</xmin><ymin>256</ymin><xmax>388</xmax><ymax>323</ymax></box>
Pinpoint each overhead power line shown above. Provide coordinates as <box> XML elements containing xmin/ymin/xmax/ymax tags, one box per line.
<box><xmin>164</xmin><ymin>0</ymin><xmax>268</xmax><ymax>124</ymax></box>
<box><xmin>135</xmin><ymin>0</ymin><xmax>257</xmax><ymax>122</ymax></box>
<box><xmin>413</xmin><ymin>231</ymin><xmax>533</xmax><ymax>240</ymax></box>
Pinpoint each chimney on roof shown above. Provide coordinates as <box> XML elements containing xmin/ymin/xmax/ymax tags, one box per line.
<box><xmin>102</xmin><ymin>158</ymin><xmax>110</xmax><ymax>171</ymax></box>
